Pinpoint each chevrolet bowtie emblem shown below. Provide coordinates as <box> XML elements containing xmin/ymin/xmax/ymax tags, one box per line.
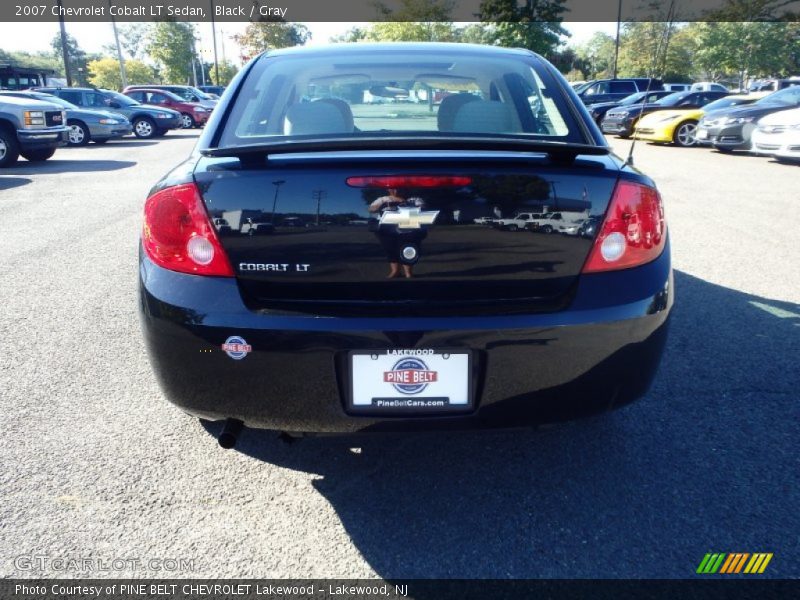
<box><xmin>379</xmin><ymin>207</ymin><xmax>440</xmax><ymax>229</ymax></box>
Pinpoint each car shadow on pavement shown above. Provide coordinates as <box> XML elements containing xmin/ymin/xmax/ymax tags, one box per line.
<box><xmin>0</xmin><ymin>176</ymin><xmax>32</xmax><ymax>191</ymax></box>
<box><xmin>202</xmin><ymin>270</ymin><xmax>800</xmax><ymax>578</ymax></box>
<box><xmin>84</xmin><ymin>140</ymin><xmax>159</xmax><ymax>148</ymax></box>
<box><xmin>6</xmin><ymin>159</ymin><xmax>136</xmax><ymax>175</ymax></box>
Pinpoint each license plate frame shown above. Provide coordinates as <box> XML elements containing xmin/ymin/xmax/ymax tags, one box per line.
<box><xmin>346</xmin><ymin>349</ymin><xmax>474</xmax><ymax>415</ymax></box>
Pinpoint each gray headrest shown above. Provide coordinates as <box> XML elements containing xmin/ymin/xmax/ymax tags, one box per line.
<box><xmin>314</xmin><ymin>98</ymin><xmax>354</xmax><ymax>132</ymax></box>
<box><xmin>452</xmin><ymin>100</ymin><xmax>515</xmax><ymax>134</ymax></box>
<box><xmin>283</xmin><ymin>102</ymin><xmax>350</xmax><ymax>136</ymax></box>
<box><xmin>437</xmin><ymin>93</ymin><xmax>480</xmax><ymax>131</ymax></box>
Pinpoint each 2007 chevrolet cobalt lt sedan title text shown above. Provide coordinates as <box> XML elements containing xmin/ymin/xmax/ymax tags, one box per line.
<box><xmin>139</xmin><ymin>43</ymin><xmax>673</xmax><ymax>446</ymax></box>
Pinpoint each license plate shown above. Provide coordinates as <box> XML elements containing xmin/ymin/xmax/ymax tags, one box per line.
<box><xmin>697</xmin><ymin>129</ymin><xmax>708</xmax><ymax>139</ymax></box>
<box><xmin>348</xmin><ymin>349</ymin><xmax>472</xmax><ymax>414</ymax></box>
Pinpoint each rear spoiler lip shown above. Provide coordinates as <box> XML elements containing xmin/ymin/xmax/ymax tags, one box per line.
<box><xmin>200</xmin><ymin>136</ymin><xmax>612</xmax><ymax>160</ymax></box>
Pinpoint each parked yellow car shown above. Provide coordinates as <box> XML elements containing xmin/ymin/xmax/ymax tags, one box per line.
<box><xmin>633</xmin><ymin>93</ymin><xmax>769</xmax><ymax>147</ymax></box>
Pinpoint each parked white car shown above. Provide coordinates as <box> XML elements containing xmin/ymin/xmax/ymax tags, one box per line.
<box><xmin>529</xmin><ymin>211</ymin><xmax>590</xmax><ymax>235</ymax></box>
<box><xmin>751</xmin><ymin>107</ymin><xmax>800</xmax><ymax>162</ymax></box>
<box><xmin>493</xmin><ymin>212</ymin><xmax>546</xmax><ymax>231</ymax></box>
<box><xmin>691</xmin><ymin>82</ymin><xmax>729</xmax><ymax>92</ymax></box>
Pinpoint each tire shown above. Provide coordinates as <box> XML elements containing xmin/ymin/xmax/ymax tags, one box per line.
<box><xmin>541</xmin><ymin>225</ymin><xmax>553</xmax><ymax>234</ymax></box>
<box><xmin>672</xmin><ymin>120</ymin><xmax>698</xmax><ymax>147</ymax></box>
<box><xmin>67</xmin><ymin>121</ymin><xmax>90</xmax><ymax>146</ymax></box>
<box><xmin>133</xmin><ymin>117</ymin><xmax>156</xmax><ymax>139</ymax></box>
<box><xmin>180</xmin><ymin>113</ymin><xmax>195</xmax><ymax>129</ymax></box>
<box><xmin>0</xmin><ymin>127</ymin><xmax>20</xmax><ymax>168</ymax></box>
<box><xmin>21</xmin><ymin>148</ymin><xmax>56</xmax><ymax>162</ymax></box>
<box><xmin>507</xmin><ymin>224</ymin><xmax>519</xmax><ymax>232</ymax></box>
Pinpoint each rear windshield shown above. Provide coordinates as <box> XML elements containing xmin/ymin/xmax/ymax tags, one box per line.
<box><xmin>219</xmin><ymin>48</ymin><xmax>587</xmax><ymax>148</ymax></box>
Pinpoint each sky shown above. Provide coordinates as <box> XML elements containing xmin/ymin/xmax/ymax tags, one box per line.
<box><xmin>0</xmin><ymin>21</ymin><xmax>618</xmax><ymax>65</ymax></box>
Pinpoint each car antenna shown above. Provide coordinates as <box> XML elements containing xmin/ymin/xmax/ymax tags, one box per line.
<box><xmin>626</xmin><ymin>0</ymin><xmax>677</xmax><ymax>167</ymax></box>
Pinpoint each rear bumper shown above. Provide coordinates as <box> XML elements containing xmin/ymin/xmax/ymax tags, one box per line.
<box><xmin>139</xmin><ymin>240</ymin><xmax>673</xmax><ymax>433</ymax></box>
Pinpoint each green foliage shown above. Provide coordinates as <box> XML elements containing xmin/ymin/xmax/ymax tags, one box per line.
<box><xmin>693</xmin><ymin>22</ymin><xmax>795</xmax><ymax>88</ymax></box>
<box><xmin>373</xmin><ymin>0</ymin><xmax>455</xmax><ymax>21</ymax></box>
<box><xmin>365</xmin><ymin>22</ymin><xmax>460</xmax><ymax>42</ymax></box>
<box><xmin>575</xmin><ymin>32</ymin><xmax>616</xmax><ymax>79</ymax></box>
<box><xmin>477</xmin><ymin>0</ymin><xmax>568</xmax><ymax>54</ymax></box>
<box><xmin>616</xmin><ymin>22</ymin><xmax>682</xmax><ymax>79</ymax></box>
<box><xmin>87</xmin><ymin>57</ymin><xmax>154</xmax><ymax>90</ymax></box>
<box><xmin>233</xmin><ymin>21</ymin><xmax>311</xmax><ymax>59</ymax></box>
<box><xmin>51</xmin><ymin>32</ymin><xmax>93</xmax><ymax>85</ymax></box>
<box><xmin>704</xmin><ymin>0</ymin><xmax>800</xmax><ymax>20</ymax></box>
<box><xmin>146</xmin><ymin>22</ymin><xmax>196</xmax><ymax>84</ymax></box>
<box><xmin>210</xmin><ymin>60</ymin><xmax>239</xmax><ymax>86</ymax></box>
<box><xmin>117</xmin><ymin>24</ymin><xmax>152</xmax><ymax>61</ymax></box>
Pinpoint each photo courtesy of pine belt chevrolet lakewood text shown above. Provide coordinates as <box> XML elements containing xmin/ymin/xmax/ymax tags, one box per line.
<box><xmin>138</xmin><ymin>43</ymin><xmax>673</xmax><ymax>448</ymax></box>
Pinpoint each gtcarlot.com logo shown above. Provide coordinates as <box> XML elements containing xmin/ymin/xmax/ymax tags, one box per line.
<box><xmin>13</xmin><ymin>554</ymin><xmax>195</xmax><ymax>573</ymax></box>
<box><xmin>696</xmin><ymin>552</ymin><xmax>773</xmax><ymax>574</ymax></box>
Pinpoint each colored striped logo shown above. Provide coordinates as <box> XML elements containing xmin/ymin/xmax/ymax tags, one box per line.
<box><xmin>697</xmin><ymin>553</ymin><xmax>773</xmax><ymax>574</ymax></box>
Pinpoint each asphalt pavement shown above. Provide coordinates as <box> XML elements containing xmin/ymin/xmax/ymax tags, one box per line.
<box><xmin>0</xmin><ymin>131</ymin><xmax>798</xmax><ymax>579</ymax></box>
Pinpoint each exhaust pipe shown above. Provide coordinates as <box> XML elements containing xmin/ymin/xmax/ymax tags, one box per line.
<box><xmin>218</xmin><ymin>418</ymin><xmax>243</xmax><ymax>449</ymax></box>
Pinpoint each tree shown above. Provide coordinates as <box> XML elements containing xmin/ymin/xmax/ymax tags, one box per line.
<box><xmin>146</xmin><ymin>22</ymin><xmax>196</xmax><ymax>84</ymax></box>
<box><xmin>576</xmin><ymin>32</ymin><xmax>616</xmax><ymax>79</ymax></box>
<box><xmin>233</xmin><ymin>21</ymin><xmax>310</xmax><ymax>59</ymax></box>
<box><xmin>330</xmin><ymin>27</ymin><xmax>369</xmax><ymax>43</ymax></box>
<box><xmin>211</xmin><ymin>60</ymin><xmax>239</xmax><ymax>86</ymax></box>
<box><xmin>373</xmin><ymin>0</ymin><xmax>455</xmax><ymax>20</ymax></box>
<box><xmin>617</xmin><ymin>22</ymin><xmax>681</xmax><ymax>79</ymax></box>
<box><xmin>693</xmin><ymin>22</ymin><xmax>791</xmax><ymax>88</ymax></box>
<box><xmin>477</xmin><ymin>0</ymin><xmax>569</xmax><ymax>55</ymax></box>
<box><xmin>119</xmin><ymin>24</ymin><xmax>151</xmax><ymax>60</ymax></box>
<box><xmin>87</xmin><ymin>57</ymin><xmax>154</xmax><ymax>90</ymax></box>
<box><xmin>704</xmin><ymin>0</ymin><xmax>800</xmax><ymax>20</ymax></box>
<box><xmin>51</xmin><ymin>32</ymin><xmax>90</xmax><ymax>85</ymax></box>
<box><xmin>364</xmin><ymin>22</ymin><xmax>460</xmax><ymax>42</ymax></box>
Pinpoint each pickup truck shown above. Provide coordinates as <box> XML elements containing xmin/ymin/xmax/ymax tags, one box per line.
<box><xmin>493</xmin><ymin>212</ymin><xmax>546</xmax><ymax>231</ymax></box>
<box><xmin>0</xmin><ymin>95</ymin><xmax>69</xmax><ymax>167</ymax></box>
<box><xmin>527</xmin><ymin>211</ymin><xmax>591</xmax><ymax>235</ymax></box>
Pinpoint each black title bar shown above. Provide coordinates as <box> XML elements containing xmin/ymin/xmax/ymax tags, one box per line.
<box><xmin>3</xmin><ymin>0</ymin><xmax>800</xmax><ymax>22</ymax></box>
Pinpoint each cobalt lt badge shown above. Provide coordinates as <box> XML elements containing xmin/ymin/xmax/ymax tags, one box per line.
<box><xmin>221</xmin><ymin>336</ymin><xmax>252</xmax><ymax>360</ymax></box>
<box><xmin>383</xmin><ymin>358</ymin><xmax>438</xmax><ymax>395</ymax></box>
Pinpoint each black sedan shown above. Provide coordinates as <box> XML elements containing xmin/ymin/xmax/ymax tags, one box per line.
<box><xmin>139</xmin><ymin>43</ymin><xmax>673</xmax><ymax>446</ymax></box>
<box><xmin>601</xmin><ymin>90</ymin><xmax>729</xmax><ymax>138</ymax></box>
<box><xmin>696</xmin><ymin>86</ymin><xmax>800</xmax><ymax>152</ymax></box>
<box><xmin>586</xmin><ymin>90</ymin><xmax>673</xmax><ymax>125</ymax></box>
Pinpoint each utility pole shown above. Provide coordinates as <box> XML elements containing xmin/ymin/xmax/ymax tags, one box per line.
<box><xmin>56</xmin><ymin>0</ymin><xmax>72</xmax><ymax>86</ymax></box>
<box><xmin>109</xmin><ymin>0</ymin><xmax>128</xmax><ymax>89</ymax></box>
<box><xmin>312</xmin><ymin>190</ymin><xmax>326</xmax><ymax>225</ymax></box>
<box><xmin>220</xmin><ymin>30</ymin><xmax>227</xmax><ymax>64</ymax></box>
<box><xmin>271</xmin><ymin>180</ymin><xmax>286</xmax><ymax>224</ymax></box>
<box><xmin>613</xmin><ymin>0</ymin><xmax>623</xmax><ymax>79</ymax></box>
<box><xmin>210</xmin><ymin>0</ymin><xmax>220</xmax><ymax>85</ymax></box>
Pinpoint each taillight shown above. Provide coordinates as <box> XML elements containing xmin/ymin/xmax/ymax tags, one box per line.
<box><xmin>346</xmin><ymin>175</ymin><xmax>472</xmax><ymax>188</ymax></box>
<box><xmin>582</xmin><ymin>180</ymin><xmax>666</xmax><ymax>273</ymax></box>
<box><xmin>142</xmin><ymin>183</ymin><xmax>233</xmax><ymax>277</ymax></box>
